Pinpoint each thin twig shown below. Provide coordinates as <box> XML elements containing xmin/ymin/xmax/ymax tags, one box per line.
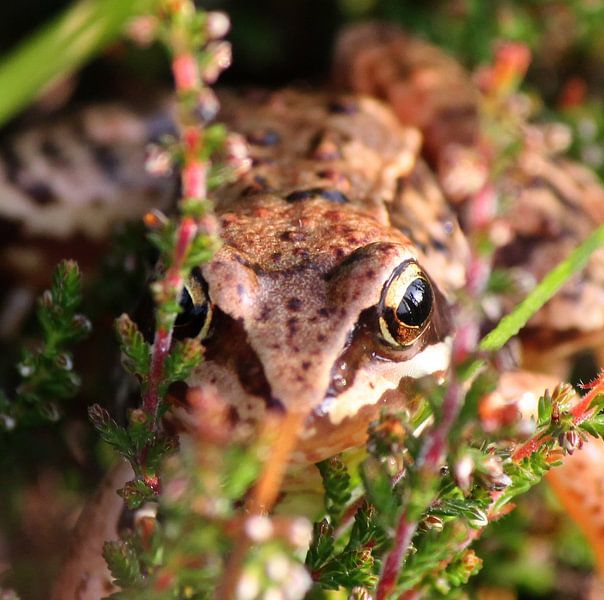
<box><xmin>376</xmin><ymin>380</ymin><xmax>464</xmax><ymax>600</ymax></box>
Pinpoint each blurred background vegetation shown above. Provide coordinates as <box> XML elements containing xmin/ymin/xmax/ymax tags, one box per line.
<box><xmin>1</xmin><ymin>1</ymin><xmax>604</xmax><ymax>599</ymax></box>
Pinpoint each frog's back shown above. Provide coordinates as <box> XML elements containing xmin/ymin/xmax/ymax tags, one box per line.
<box><xmin>216</xmin><ymin>88</ymin><xmax>469</xmax><ymax>297</ymax></box>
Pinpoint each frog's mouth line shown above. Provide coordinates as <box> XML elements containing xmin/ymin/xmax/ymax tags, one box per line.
<box><xmin>195</xmin><ymin>303</ymin><xmax>452</xmax><ymax>422</ymax></box>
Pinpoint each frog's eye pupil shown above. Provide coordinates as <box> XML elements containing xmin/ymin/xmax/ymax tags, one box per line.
<box><xmin>179</xmin><ymin>287</ymin><xmax>193</xmax><ymax>313</ymax></box>
<box><xmin>396</xmin><ymin>278</ymin><xmax>433</xmax><ymax>327</ymax></box>
<box><xmin>174</xmin><ymin>282</ymin><xmax>212</xmax><ymax>340</ymax></box>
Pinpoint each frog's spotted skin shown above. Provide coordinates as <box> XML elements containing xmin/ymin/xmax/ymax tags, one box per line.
<box><xmin>217</xmin><ymin>89</ymin><xmax>469</xmax><ymax>296</ymax></box>
<box><xmin>0</xmin><ymin>102</ymin><xmax>176</xmax><ymax>284</ymax></box>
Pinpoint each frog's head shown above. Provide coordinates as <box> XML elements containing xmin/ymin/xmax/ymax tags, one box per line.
<box><xmin>179</xmin><ymin>194</ymin><xmax>453</xmax><ymax>462</ymax></box>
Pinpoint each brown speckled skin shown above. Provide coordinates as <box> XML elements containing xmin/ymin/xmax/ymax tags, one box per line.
<box><xmin>184</xmin><ymin>90</ymin><xmax>465</xmax><ymax>461</ymax></box>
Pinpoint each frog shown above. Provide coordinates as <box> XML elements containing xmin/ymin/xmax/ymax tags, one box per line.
<box><xmin>23</xmin><ymin>22</ymin><xmax>604</xmax><ymax>600</ymax></box>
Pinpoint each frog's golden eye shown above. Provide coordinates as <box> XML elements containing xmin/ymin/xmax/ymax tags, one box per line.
<box><xmin>378</xmin><ymin>261</ymin><xmax>434</xmax><ymax>347</ymax></box>
<box><xmin>174</xmin><ymin>270</ymin><xmax>213</xmax><ymax>340</ymax></box>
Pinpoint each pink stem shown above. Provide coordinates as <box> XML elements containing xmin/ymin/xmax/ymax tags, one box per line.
<box><xmin>377</xmin><ymin>511</ymin><xmax>416</xmax><ymax>600</ymax></box>
<box><xmin>142</xmin><ymin>217</ymin><xmax>198</xmax><ymax>420</ymax></box>
<box><xmin>376</xmin><ymin>381</ymin><xmax>463</xmax><ymax>600</ymax></box>
<box><xmin>513</xmin><ymin>373</ymin><xmax>604</xmax><ymax>462</ymax></box>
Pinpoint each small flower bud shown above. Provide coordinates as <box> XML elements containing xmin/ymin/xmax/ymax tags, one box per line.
<box><xmin>265</xmin><ymin>554</ymin><xmax>289</xmax><ymax>582</ymax></box>
<box><xmin>55</xmin><ymin>353</ymin><xmax>73</xmax><ymax>371</ymax></box>
<box><xmin>72</xmin><ymin>314</ymin><xmax>92</xmax><ymax>336</ymax></box>
<box><xmin>559</xmin><ymin>430</ymin><xmax>583</xmax><ymax>455</ymax></box>
<box><xmin>201</xmin><ymin>41</ymin><xmax>232</xmax><ymax>83</ymax></box>
<box><xmin>17</xmin><ymin>362</ymin><xmax>34</xmax><ymax>378</ymax></box>
<box><xmin>145</xmin><ymin>144</ymin><xmax>173</xmax><ymax>176</ymax></box>
<box><xmin>236</xmin><ymin>572</ymin><xmax>260</xmax><ymax>600</ymax></box>
<box><xmin>126</xmin><ymin>15</ymin><xmax>158</xmax><ymax>46</ymax></box>
<box><xmin>424</xmin><ymin>515</ymin><xmax>444</xmax><ymax>531</ymax></box>
<box><xmin>205</xmin><ymin>11</ymin><xmax>230</xmax><ymax>39</ymax></box>
<box><xmin>129</xmin><ymin>408</ymin><xmax>148</xmax><ymax>425</ymax></box>
<box><xmin>39</xmin><ymin>290</ymin><xmax>53</xmax><ymax>309</ymax></box>
<box><xmin>40</xmin><ymin>401</ymin><xmax>60</xmax><ymax>422</ymax></box>
<box><xmin>287</xmin><ymin>518</ymin><xmax>312</xmax><ymax>548</ymax></box>
<box><xmin>454</xmin><ymin>454</ymin><xmax>474</xmax><ymax>491</ymax></box>
<box><xmin>1</xmin><ymin>414</ymin><xmax>16</xmax><ymax>431</ymax></box>
<box><xmin>143</xmin><ymin>209</ymin><xmax>169</xmax><ymax>230</ymax></box>
<box><xmin>195</xmin><ymin>88</ymin><xmax>220</xmax><ymax>122</ymax></box>
<box><xmin>245</xmin><ymin>515</ymin><xmax>273</xmax><ymax>542</ymax></box>
<box><xmin>350</xmin><ymin>588</ymin><xmax>373</xmax><ymax>600</ymax></box>
<box><xmin>284</xmin><ymin>564</ymin><xmax>312</xmax><ymax>600</ymax></box>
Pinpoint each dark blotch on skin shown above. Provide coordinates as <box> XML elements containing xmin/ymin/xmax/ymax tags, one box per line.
<box><xmin>25</xmin><ymin>182</ymin><xmax>54</xmax><ymax>205</ymax></box>
<box><xmin>319</xmin><ymin>189</ymin><xmax>349</xmax><ymax>204</ymax></box>
<box><xmin>302</xmin><ymin>361</ymin><xmax>311</xmax><ymax>370</ymax></box>
<box><xmin>287</xmin><ymin>317</ymin><xmax>299</xmax><ymax>336</ymax></box>
<box><xmin>327</xmin><ymin>98</ymin><xmax>358</xmax><ymax>114</ymax></box>
<box><xmin>0</xmin><ymin>145</ymin><xmax>22</xmax><ymax>185</ymax></box>
<box><xmin>246</xmin><ymin>128</ymin><xmax>281</xmax><ymax>146</ymax></box>
<box><xmin>441</xmin><ymin>219</ymin><xmax>455</xmax><ymax>235</ymax></box>
<box><xmin>431</xmin><ymin>238</ymin><xmax>447</xmax><ymax>252</ymax></box>
<box><xmin>266</xmin><ymin>396</ymin><xmax>286</xmax><ymax>412</ymax></box>
<box><xmin>285</xmin><ymin>188</ymin><xmax>349</xmax><ymax>204</ymax></box>
<box><xmin>41</xmin><ymin>138</ymin><xmax>64</xmax><ymax>163</ymax></box>
<box><xmin>258</xmin><ymin>306</ymin><xmax>272</xmax><ymax>322</ymax></box>
<box><xmin>93</xmin><ymin>144</ymin><xmax>120</xmax><ymax>179</ymax></box>
<box><xmin>286</xmin><ymin>189</ymin><xmax>317</xmax><ymax>203</ymax></box>
<box><xmin>280</xmin><ymin>230</ymin><xmax>306</xmax><ymax>242</ymax></box>
<box><xmin>287</xmin><ymin>297</ymin><xmax>303</xmax><ymax>311</ymax></box>
<box><xmin>242</xmin><ymin>175</ymin><xmax>272</xmax><ymax>196</ymax></box>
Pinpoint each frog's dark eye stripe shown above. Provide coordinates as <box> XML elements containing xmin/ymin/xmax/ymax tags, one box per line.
<box><xmin>378</xmin><ymin>261</ymin><xmax>433</xmax><ymax>347</ymax></box>
<box><xmin>174</xmin><ymin>269</ymin><xmax>213</xmax><ymax>340</ymax></box>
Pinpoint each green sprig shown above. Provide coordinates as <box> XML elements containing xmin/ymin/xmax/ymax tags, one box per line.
<box><xmin>1</xmin><ymin>260</ymin><xmax>90</xmax><ymax>430</ymax></box>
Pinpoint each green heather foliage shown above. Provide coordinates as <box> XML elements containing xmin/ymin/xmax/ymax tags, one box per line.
<box><xmin>0</xmin><ymin>260</ymin><xmax>91</xmax><ymax>430</ymax></box>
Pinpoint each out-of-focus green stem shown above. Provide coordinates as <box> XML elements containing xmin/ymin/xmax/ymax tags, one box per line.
<box><xmin>480</xmin><ymin>222</ymin><xmax>604</xmax><ymax>352</ymax></box>
<box><xmin>0</xmin><ymin>0</ymin><xmax>160</xmax><ymax>127</ymax></box>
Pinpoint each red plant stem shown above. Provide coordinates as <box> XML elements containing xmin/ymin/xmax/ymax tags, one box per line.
<box><xmin>512</xmin><ymin>373</ymin><xmax>604</xmax><ymax>462</ymax></box>
<box><xmin>421</xmin><ymin>381</ymin><xmax>463</xmax><ymax>469</ymax></box>
<box><xmin>142</xmin><ymin>217</ymin><xmax>198</xmax><ymax>418</ymax></box>
<box><xmin>398</xmin><ymin>589</ymin><xmax>421</xmax><ymax>600</ymax></box>
<box><xmin>377</xmin><ymin>511</ymin><xmax>417</xmax><ymax>600</ymax></box>
<box><xmin>376</xmin><ymin>380</ymin><xmax>463</xmax><ymax>600</ymax></box>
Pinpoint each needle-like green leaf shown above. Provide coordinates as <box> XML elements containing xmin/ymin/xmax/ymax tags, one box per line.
<box><xmin>480</xmin><ymin>222</ymin><xmax>604</xmax><ymax>352</ymax></box>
